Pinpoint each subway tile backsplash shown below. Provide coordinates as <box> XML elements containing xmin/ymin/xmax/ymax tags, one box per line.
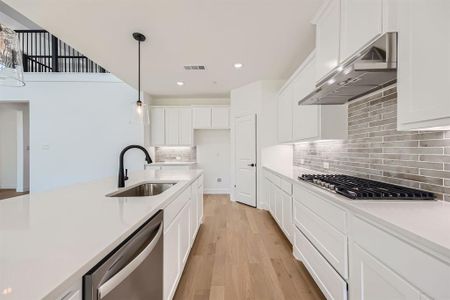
<box><xmin>155</xmin><ymin>146</ymin><xmax>196</xmax><ymax>162</ymax></box>
<box><xmin>293</xmin><ymin>85</ymin><xmax>450</xmax><ymax>201</ymax></box>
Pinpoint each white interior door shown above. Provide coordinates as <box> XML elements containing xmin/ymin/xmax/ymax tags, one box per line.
<box><xmin>16</xmin><ymin>111</ymin><xmax>24</xmax><ymax>193</ymax></box>
<box><xmin>235</xmin><ymin>114</ymin><xmax>256</xmax><ymax>207</ymax></box>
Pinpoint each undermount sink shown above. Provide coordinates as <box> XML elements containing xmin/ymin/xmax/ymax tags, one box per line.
<box><xmin>107</xmin><ymin>183</ymin><xmax>176</xmax><ymax>197</ymax></box>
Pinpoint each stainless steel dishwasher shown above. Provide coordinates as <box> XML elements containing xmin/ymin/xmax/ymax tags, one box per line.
<box><xmin>83</xmin><ymin>210</ymin><xmax>163</xmax><ymax>300</ymax></box>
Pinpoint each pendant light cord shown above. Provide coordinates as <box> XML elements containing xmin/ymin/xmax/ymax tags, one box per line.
<box><xmin>138</xmin><ymin>39</ymin><xmax>141</xmax><ymax>102</ymax></box>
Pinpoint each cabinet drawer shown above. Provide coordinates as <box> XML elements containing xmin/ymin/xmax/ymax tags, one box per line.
<box><xmin>267</xmin><ymin>172</ymin><xmax>281</xmax><ymax>187</ymax></box>
<box><xmin>280</xmin><ymin>179</ymin><xmax>292</xmax><ymax>195</ymax></box>
<box><xmin>294</xmin><ymin>200</ymin><xmax>348</xmax><ymax>278</ymax></box>
<box><xmin>294</xmin><ymin>227</ymin><xmax>347</xmax><ymax>300</ymax></box>
<box><xmin>164</xmin><ymin>187</ymin><xmax>190</xmax><ymax>231</ymax></box>
<box><xmin>293</xmin><ymin>184</ymin><xmax>347</xmax><ymax>233</ymax></box>
<box><xmin>351</xmin><ymin>216</ymin><xmax>450</xmax><ymax>299</ymax></box>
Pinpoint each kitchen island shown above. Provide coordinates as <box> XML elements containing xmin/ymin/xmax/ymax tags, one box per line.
<box><xmin>0</xmin><ymin>169</ymin><xmax>203</xmax><ymax>300</ymax></box>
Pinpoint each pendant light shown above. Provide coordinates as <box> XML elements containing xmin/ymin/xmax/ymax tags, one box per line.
<box><xmin>131</xmin><ymin>32</ymin><xmax>149</xmax><ymax>124</ymax></box>
<box><xmin>0</xmin><ymin>23</ymin><xmax>25</xmax><ymax>87</ymax></box>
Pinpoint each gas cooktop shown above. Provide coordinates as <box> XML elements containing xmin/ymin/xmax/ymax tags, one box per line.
<box><xmin>298</xmin><ymin>174</ymin><xmax>435</xmax><ymax>200</ymax></box>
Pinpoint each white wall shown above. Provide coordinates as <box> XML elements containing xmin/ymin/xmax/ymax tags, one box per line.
<box><xmin>0</xmin><ymin>102</ymin><xmax>29</xmax><ymax>190</ymax></box>
<box><xmin>230</xmin><ymin>80</ymin><xmax>284</xmax><ymax>209</ymax></box>
<box><xmin>0</xmin><ymin>73</ymin><xmax>144</xmax><ymax>192</ymax></box>
<box><xmin>195</xmin><ymin>130</ymin><xmax>230</xmax><ymax>194</ymax></box>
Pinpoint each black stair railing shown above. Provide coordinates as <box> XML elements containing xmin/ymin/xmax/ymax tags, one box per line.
<box><xmin>15</xmin><ymin>30</ymin><xmax>107</xmax><ymax>73</ymax></box>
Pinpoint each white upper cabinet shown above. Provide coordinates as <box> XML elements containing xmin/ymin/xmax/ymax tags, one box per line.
<box><xmin>165</xmin><ymin>108</ymin><xmax>181</xmax><ymax>145</ymax></box>
<box><xmin>292</xmin><ymin>52</ymin><xmax>320</xmax><ymax>141</ymax></box>
<box><xmin>314</xmin><ymin>0</ymin><xmax>341</xmax><ymax>82</ymax></box>
<box><xmin>150</xmin><ymin>107</ymin><xmax>165</xmax><ymax>146</ymax></box>
<box><xmin>396</xmin><ymin>0</ymin><xmax>450</xmax><ymax>130</ymax></box>
<box><xmin>211</xmin><ymin>107</ymin><xmax>230</xmax><ymax>129</ymax></box>
<box><xmin>280</xmin><ymin>51</ymin><xmax>348</xmax><ymax>143</ymax></box>
<box><xmin>193</xmin><ymin>106</ymin><xmax>230</xmax><ymax>129</ymax></box>
<box><xmin>150</xmin><ymin>107</ymin><xmax>193</xmax><ymax>146</ymax></box>
<box><xmin>193</xmin><ymin>107</ymin><xmax>211</xmax><ymax>129</ymax></box>
<box><xmin>179</xmin><ymin>108</ymin><xmax>193</xmax><ymax>145</ymax></box>
<box><xmin>277</xmin><ymin>86</ymin><xmax>293</xmax><ymax>143</ymax></box>
<box><xmin>340</xmin><ymin>0</ymin><xmax>383</xmax><ymax>62</ymax></box>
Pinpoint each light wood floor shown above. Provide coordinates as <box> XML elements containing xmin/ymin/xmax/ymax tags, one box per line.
<box><xmin>0</xmin><ymin>189</ymin><xmax>28</xmax><ymax>200</ymax></box>
<box><xmin>174</xmin><ymin>194</ymin><xmax>325</xmax><ymax>300</ymax></box>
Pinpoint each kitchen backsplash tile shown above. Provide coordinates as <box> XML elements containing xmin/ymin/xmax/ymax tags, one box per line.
<box><xmin>155</xmin><ymin>146</ymin><xmax>196</xmax><ymax>162</ymax></box>
<box><xmin>293</xmin><ymin>85</ymin><xmax>450</xmax><ymax>201</ymax></box>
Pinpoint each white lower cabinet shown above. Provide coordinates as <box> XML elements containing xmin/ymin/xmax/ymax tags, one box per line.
<box><xmin>293</xmin><ymin>184</ymin><xmax>348</xmax><ymax>279</ymax></box>
<box><xmin>163</xmin><ymin>176</ymin><xmax>203</xmax><ymax>300</ymax></box>
<box><xmin>349</xmin><ymin>216</ymin><xmax>450</xmax><ymax>300</ymax></box>
<box><xmin>264</xmin><ymin>169</ymin><xmax>450</xmax><ymax>300</ymax></box>
<box><xmin>197</xmin><ymin>176</ymin><xmax>204</xmax><ymax>224</ymax></box>
<box><xmin>264</xmin><ymin>171</ymin><xmax>293</xmax><ymax>244</ymax></box>
<box><xmin>163</xmin><ymin>212</ymin><xmax>181</xmax><ymax>300</ymax></box>
<box><xmin>350</xmin><ymin>243</ymin><xmax>422</xmax><ymax>300</ymax></box>
<box><xmin>294</xmin><ymin>227</ymin><xmax>347</xmax><ymax>300</ymax></box>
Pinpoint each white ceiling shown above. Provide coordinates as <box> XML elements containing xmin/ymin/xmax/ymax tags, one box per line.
<box><xmin>2</xmin><ymin>0</ymin><xmax>323</xmax><ymax>97</ymax></box>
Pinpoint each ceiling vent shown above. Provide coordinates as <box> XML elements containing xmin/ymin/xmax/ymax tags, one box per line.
<box><xmin>184</xmin><ymin>65</ymin><xmax>206</xmax><ymax>71</ymax></box>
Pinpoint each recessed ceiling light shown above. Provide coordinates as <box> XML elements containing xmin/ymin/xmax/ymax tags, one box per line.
<box><xmin>176</xmin><ymin>81</ymin><xmax>184</xmax><ymax>86</ymax></box>
<box><xmin>234</xmin><ymin>63</ymin><xmax>243</xmax><ymax>69</ymax></box>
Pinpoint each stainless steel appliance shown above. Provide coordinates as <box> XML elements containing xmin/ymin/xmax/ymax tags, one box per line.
<box><xmin>84</xmin><ymin>210</ymin><xmax>163</xmax><ymax>300</ymax></box>
<box><xmin>298</xmin><ymin>32</ymin><xmax>398</xmax><ymax>105</ymax></box>
<box><xmin>299</xmin><ymin>174</ymin><xmax>435</xmax><ymax>200</ymax></box>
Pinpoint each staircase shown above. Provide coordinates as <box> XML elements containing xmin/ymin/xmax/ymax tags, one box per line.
<box><xmin>15</xmin><ymin>30</ymin><xmax>107</xmax><ymax>73</ymax></box>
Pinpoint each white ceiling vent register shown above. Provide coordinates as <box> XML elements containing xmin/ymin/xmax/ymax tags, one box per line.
<box><xmin>183</xmin><ymin>65</ymin><xmax>206</xmax><ymax>70</ymax></box>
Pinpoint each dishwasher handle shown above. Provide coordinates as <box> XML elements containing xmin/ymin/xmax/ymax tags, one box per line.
<box><xmin>97</xmin><ymin>223</ymin><xmax>163</xmax><ymax>299</ymax></box>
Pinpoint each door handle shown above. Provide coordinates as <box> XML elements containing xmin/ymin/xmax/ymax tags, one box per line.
<box><xmin>248</xmin><ymin>163</ymin><xmax>256</xmax><ymax>167</ymax></box>
<box><xmin>97</xmin><ymin>223</ymin><xmax>163</xmax><ymax>299</ymax></box>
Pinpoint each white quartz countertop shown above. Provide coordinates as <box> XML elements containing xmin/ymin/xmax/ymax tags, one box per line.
<box><xmin>0</xmin><ymin>169</ymin><xmax>203</xmax><ymax>300</ymax></box>
<box><xmin>148</xmin><ymin>161</ymin><xmax>197</xmax><ymax>166</ymax></box>
<box><xmin>263</xmin><ymin>165</ymin><xmax>450</xmax><ymax>259</ymax></box>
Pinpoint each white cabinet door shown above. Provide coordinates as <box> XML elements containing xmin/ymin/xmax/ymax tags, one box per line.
<box><xmin>281</xmin><ymin>191</ymin><xmax>293</xmax><ymax>242</ymax></box>
<box><xmin>269</xmin><ymin>182</ymin><xmax>276</xmax><ymax>217</ymax></box>
<box><xmin>190</xmin><ymin>185</ymin><xmax>198</xmax><ymax>244</ymax></box>
<box><xmin>193</xmin><ymin>107</ymin><xmax>211</xmax><ymax>129</ymax></box>
<box><xmin>396</xmin><ymin>0</ymin><xmax>450</xmax><ymax>130</ymax></box>
<box><xmin>350</xmin><ymin>243</ymin><xmax>421</xmax><ymax>300</ymax></box>
<box><xmin>165</xmin><ymin>108</ymin><xmax>180</xmax><ymax>145</ymax></box>
<box><xmin>163</xmin><ymin>216</ymin><xmax>180</xmax><ymax>300</ymax></box>
<box><xmin>315</xmin><ymin>0</ymin><xmax>341</xmax><ymax>82</ymax></box>
<box><xmin>197</xmin><ymin>177</ymin><xmax>203</xmax><ymax>224</ymax></box>
<box><xmin>277</xmin><ymin>86</ymin><xmax>293</xmax><ymax>143</ymax></box>
<box><xmin>150</xmin><ymin>107</ymin><xmax>165</xmax><ymax>146</ymax></box>
<box><xmin>211</xmin><ymin>107</ymin><xmax>230</xmax><ymax>129</ymax></box>
<box><xmin>179</xmin><ymin>202</ymin><xmax>191</xmax><ymax>266</ymax></box>
<box><xmin>292</xmin><ymin>53</ymin><xmax>320</xmax><ymax>141</ymax></box>
<box><xmin>340</xmin><ymin>0</ymin><xmax>383</xmax><ymax>62</ymax></box>
<box><xmin>179</xmin><ymin>108</ymin><xmax>193</xmax><ymax>145</ymax></box>
<box><xmin>275</xmin><ymin>188</ymin><xmax>283</xmax><ymax>225</ymax></box>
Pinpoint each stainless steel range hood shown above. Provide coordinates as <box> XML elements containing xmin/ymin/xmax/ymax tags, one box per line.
<box><xmin>298</xmin><ymin>32</ymin><xmax>397</xmax><ymax>105</ymax></box>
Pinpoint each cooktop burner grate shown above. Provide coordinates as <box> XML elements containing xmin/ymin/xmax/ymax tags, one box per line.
<box><xmin>298</xmin><ymin>174</ymin><xmax>435</xmax><ymax>200</ymax></box>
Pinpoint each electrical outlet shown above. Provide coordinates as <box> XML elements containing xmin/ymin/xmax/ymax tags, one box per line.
<box><xmin>217</xmin><ymin>178</ymin><xmax>222</xmax><ymax>183</ymax></box>
<box><xmin>323</xmin><ymin>162</ymin><xmax>330</xmax><ymax>169</ymax></box>
<box><xmin>300</xmin><ymin>159</ymin><xmax>305</xmax><ymax>165</ymax></box>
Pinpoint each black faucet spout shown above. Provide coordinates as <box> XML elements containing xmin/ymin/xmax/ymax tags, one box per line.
<box><xmin>118</xmin><ymin>145</ymin><xmax>153</xmax><ymax>188</ymax></box>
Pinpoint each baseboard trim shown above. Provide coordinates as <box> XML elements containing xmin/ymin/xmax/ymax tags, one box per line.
<box><xmin>203</xmin><ymin>188</ymin><xmax>230</xmax><ymax>194</ymax></box>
